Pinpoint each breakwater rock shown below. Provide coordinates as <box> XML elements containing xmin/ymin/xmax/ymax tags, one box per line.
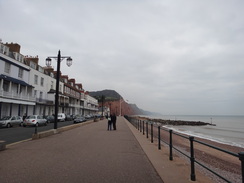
<box><xmin>135</xmin><ymin>116</ymin><xmax>215</xmax><ymax>126</ymax></box>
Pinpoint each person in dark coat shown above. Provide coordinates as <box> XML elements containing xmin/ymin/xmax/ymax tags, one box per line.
<box><xmin>111</xmin><ymin>113</ymin><xmax>117</xmax><ymax>130</ymax></box>
<box><xmin>106</xmin><ymin>114</ymin><xmax>112</xmax><ymax>130</ymax></box>
<box><xmin>23</xmin><ymin>113</ymin><xmax>27</xmax><ymax>121</ymax></box>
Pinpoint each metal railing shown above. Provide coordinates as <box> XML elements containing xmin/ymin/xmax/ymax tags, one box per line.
<box><xmin>125</xmin><ymin>116</ymin><xmax>244</xmax><ymax>183</ymax></box>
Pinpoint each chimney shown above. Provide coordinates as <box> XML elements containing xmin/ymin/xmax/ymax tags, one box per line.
<box><xmin>4</xmin><ymin>42</ymin><xmax>21</xmax><ymax>53</ymax></box>
<box><xmin>25</xmin><ymin>56</ymin><xmax>39</xmax><ymax>65</ymax></box>
<box><xmin>43</xmin><ymin>66</ymin><xmax>54</xmax><ymax>73</ymax></box>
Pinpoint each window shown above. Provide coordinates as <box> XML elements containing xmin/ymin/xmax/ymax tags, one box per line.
<box><xmin>18</xmin><ymin>68</ymin><xmax>23</xmax><ymax>78</ymax></box>
<box><xmin>3</xmin><ymin>81</ymin><xmax>9</xmax><ymax>91</ymax></box>
<box><xmin>34</xmin><ymin>90</ymin><xmax>37</xmax><ymax>96</ymax></box>
<box><xmin>51</xmin><ymin>81</ymin><xmax>54</xmax><ymax>89</ymax></box>
<box><xmin>0</xmin><ymin>45</ymin><xmax>3</xmax><ymax>53</ymax></box>
<box><xmin>67</xmin><ymin>87</ymin><xmax>70</xmax><ymax>94</ymax></box>
<box><xmin>19</xmin><ymin>55</ymin><xmax>24</xmax><ymax>63</ymax></box>
<box><xmin>30</xmin><ymin>62</ymin><xmax>36</xmax><ymax>69</ymax></box>
<box><xmin>41</xmin><ymin>77</ymin><xmax>44</xmax><ymax>86</ymax></box>
<box><xmin>4</xmin><ymin>62</ymin><xmax>11</xmax><ymax>73</ymax></box>
<box><xmin>17</xmin><ymin>85</ymin><xmax>22</xmax><ymax>94</ymax></box>
<box><xmin>40</xmin><ymin>92</ymin><xmax>43</xmax><ymax>99</ymax></box>
<box><xmin>34</xmin><ymin>75</ymin><xmax>38</xmax><ymax>85</ymax></box>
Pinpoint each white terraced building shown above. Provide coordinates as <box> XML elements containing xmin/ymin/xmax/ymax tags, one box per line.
<box><xmin>0</xmin><ymin>41</ymin><xmax>98</xmax><ymax>118</ymax></box>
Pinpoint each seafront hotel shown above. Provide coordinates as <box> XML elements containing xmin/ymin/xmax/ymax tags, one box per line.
<box><xmin>0</xmin><ymin>41</ymin><xmax>98</xmax><ymax>118</ymax></box>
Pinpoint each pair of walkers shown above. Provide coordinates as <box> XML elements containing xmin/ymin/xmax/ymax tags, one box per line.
<box><xmin>107</xmin><ymin>113</ymin><xmax>117</xmax><ymax>131</ymax></box>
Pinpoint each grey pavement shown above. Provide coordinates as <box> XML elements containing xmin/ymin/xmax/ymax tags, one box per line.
<box><xmin>0</xmin><ymin>117</ymin><xmax>213</xmax><ymax>183</ymax></box>
<box><xmin>0</xmin><ymin>117</ymin><xmax>163</xmax><ymax>183</ymax></box>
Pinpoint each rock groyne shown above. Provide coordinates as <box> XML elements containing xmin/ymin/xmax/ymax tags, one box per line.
<box><xmin>136</xmin><ymin>116</ymin><xmax>216</xmax><ymax>126</ymax></box>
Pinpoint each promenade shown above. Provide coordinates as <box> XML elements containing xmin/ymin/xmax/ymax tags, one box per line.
<box><xmin>0</xmin><ymin>117</ymin><xmax>212</xmax><ymax>183</ymax></box>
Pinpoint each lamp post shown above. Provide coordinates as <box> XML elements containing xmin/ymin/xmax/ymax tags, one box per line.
<box><xmin>101</xmin><ymin>95</ymin><xmax>105</xmax><ymax>117</ymax></box>
<box><xmin>119</xmin><ymin>97</ymin><xmax>128</xmax><ymax>116</ymax></box>
<box><xmin>46</xmin><ymin>50</ymin><xmax>72</xmax><ymax>129</ymax></box>
<box><xmin>109</xmin><ymin>102</ymin><xmax>112</xmax><ymax>114</ymax></box>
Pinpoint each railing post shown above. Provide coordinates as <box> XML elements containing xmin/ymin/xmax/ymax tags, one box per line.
<box><xmin>239</xmin><ymin>151</ymin><xmax>244</xmax><ymax>183</ymax></box>
<box><xmin>158</xmin><ymin>126</ymin><xmax>161</xmax><ymax>150</ymax></box>
<box><xmin>143</xmin><ymin>121</ymin><xmax>145</xmax><ymax>135</ymax></box>
<box><xmin>140</xmin><ymin>120</ymin><xmax>142</xmax><ymax>132</ymax></box>
<box><xmin>151</xmin><ymin>123</ymin><xmax>153</xmax><ymax>143</ymax></box>
<box><xmin>137</xmin><ymin>120</ymin><xmax>139</xmax><ymax>130</ymax></box>
<box><xmin>146</xmin><ymin>122</ymin><xmax>149</xmax><ymax>138</ymax></box>
<box><xmin>138</xmin><ymin>120</ymin><xmax>141</xmax><ymax>131</ymax></box>
<box><xmin>189</xmin><ymin>136</ymin><xmax>196</xmax><ymax>181</ymax></box>
<box><xmin>169</xmin><ymin>130</ymin><xmax>173</xmax><ymax>160</ymax></box>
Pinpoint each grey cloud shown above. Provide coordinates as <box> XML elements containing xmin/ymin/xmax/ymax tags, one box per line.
<box><xmin>1</xmin><ymin>0</ymin><xmax>244</xmax><ymax>115</ymax></box>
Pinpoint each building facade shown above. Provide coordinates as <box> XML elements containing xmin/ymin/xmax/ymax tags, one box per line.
<box><xmin>0</xmin><ymin>43</ymin><xmax>35</xmax><ymax>117</ymax></box>
<box><xmin>0</xmin><ymin>41</ymin><xmax>98</xmax><ymax>118</ymax></box>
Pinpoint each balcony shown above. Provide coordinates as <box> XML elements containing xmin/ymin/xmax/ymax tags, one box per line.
<box><xmin>69</xmin><ymin>103</ymin><xmax>81</xmax><ymax>108</ymax></box>
<box><xmin>36</xmin><ymin>98</ymin><xmax>54</xmax><ymax>105</ymax></box>
<box><xmin>83</xmin><ymin>105</ymin><xmax>98</xmax><ymax>111</ymax></box>
<box><xmin>60</xmin><ymin>102</ymin><xmax>69</xmax><ymax>107</ymax></box>
<box><xmin>0</xmin><ymin>90</ymin><xmax>36</xmax><ymax>102</ymax></box>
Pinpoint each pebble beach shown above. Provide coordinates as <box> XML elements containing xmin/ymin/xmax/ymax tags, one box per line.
<box><xmin>135</xmin><ymin>116</ymin><xmax>244</xmax><ymax>183</ymax></box>
<box><xmin>169</xmin><ymin>133</ymin><xmax>243</xmax><ymax>183</ymax></box>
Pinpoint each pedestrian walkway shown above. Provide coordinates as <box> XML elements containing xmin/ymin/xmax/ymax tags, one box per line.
<box><xmin>0</xmin><ymin>117</ymin><xmax>163</xmax><ymax>183</ymax></box>
<box><xmin>0</xmin><ymin>117</ymin><xmax>213</xmax><ymax>183</ymax></box>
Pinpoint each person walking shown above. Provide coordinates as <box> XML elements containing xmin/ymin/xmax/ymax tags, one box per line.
<box><xmin>111</xmin><ymin>113</ymin><xmax>117</xmax><ymax>130</ymax></box>
<box><xmin>106</xmin><ymin>114</ymin><xmax>112</xmax><ymax>131</ymax></box>
<box><xmin>23</xmin><ymin>113</ymin><xmax>27</xmax><ymax>121</ymax></box>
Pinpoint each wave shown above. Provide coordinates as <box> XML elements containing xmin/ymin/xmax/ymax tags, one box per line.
<box><xmin>141</xmin><ymin>114</ymin><xmax>244</xmax><ymax>148</ymax></box>
<box><xmin>202</xmin><ymin>126</ymin><xmax>244</xmax><ymax>134</ymax></box>
<box><xmin>163</xmin><ymin>125</ymin><xmax>244</xmax><ymax>148</ymax></box>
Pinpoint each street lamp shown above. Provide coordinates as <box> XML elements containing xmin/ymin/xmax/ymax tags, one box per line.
<box><xmin>119</xmin><ymin>97</ymin><xmax>128</xmax><ymax>116</ymax></box>
<box><xmin>46</xmin><ymin>50</ymin><xmax>72</xmax><ymax>129</ymax></box>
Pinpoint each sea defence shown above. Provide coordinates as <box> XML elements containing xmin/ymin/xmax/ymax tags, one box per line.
<box><xmin>136</xmin><ymin>116</ymin><xmax>216</xmax><ymax>126</ymax></box>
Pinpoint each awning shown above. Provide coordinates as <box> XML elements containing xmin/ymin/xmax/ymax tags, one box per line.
<box><xmin>0</xmin><ymin>74</ymin><xmax>33</xmax><ymax>87</ymax></box>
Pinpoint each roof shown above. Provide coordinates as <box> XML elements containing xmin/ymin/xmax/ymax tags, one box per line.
<box><xmin>0</xmin><ymin>74</ymin><xmax>33</xmax><ymax>87</ymax></box>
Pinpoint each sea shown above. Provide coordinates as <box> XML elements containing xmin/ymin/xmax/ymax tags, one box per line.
<box><xmin>142</xmin><ymin>115</ymin><xmax>244</xmax><ymax>148</ymax></box>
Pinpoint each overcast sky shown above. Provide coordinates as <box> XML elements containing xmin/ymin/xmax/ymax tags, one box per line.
<box><xmin>1</xmin><ymin>0</ymin><xmax>244</xmax><ymax>115</ymax></box>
